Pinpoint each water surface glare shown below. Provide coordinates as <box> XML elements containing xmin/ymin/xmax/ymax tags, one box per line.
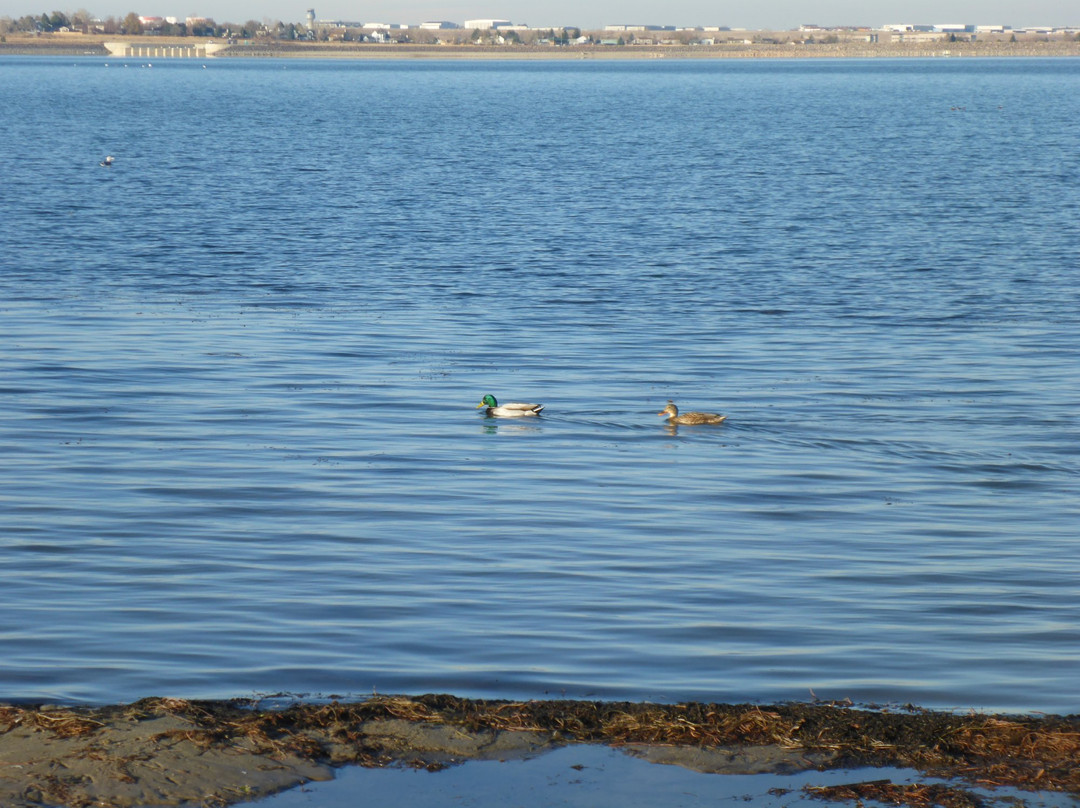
<box><xmin>1</xmin><ymin>56</ymin><xmax>1079</xmax><ymax>712</ymax></box>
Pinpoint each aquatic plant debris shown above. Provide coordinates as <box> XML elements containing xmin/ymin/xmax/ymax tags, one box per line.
<box><xmin>805</xmin><ymin>779</ymin><xmax>985</xmax><ymax>808</ymax></box>
<box><xmin>0</xmin><ymin>696</ymin><xmax>1077</xmax><ymax>807</ymax></box>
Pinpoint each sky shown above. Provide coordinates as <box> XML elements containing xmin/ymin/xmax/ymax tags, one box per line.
<box><xmin>2</xmin><ymin>0</ymin><xmax>1077</xmax><ymax>30</ymax></box>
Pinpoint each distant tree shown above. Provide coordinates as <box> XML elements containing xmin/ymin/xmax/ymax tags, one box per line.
<box><xmin>187</xmin><ymin>17</ymin><xmax>216</xmax><ymax>36</ymax></box>
<box><xmin>617</xmin><ymin>36</ymin><xmax>625</xmax><ymax>45</ymax></box>
<box><xmin>70</xmin><ymin>8</ymin><xmax>92</xmax><ymax>28</ymax></box>
<box><xmin>241</xmin><ymin>19</ymin><xmax>260</xmax><ymax>36</ymax></box>
<box><xmin>121</xmin><ymin>12</ymin><xmax>142</xmax><ymax>34</ymax></box>
<box><xmin>470</xmin><ymin>27</ymin><xmax>482</xmax><ymax>41</ymax></box>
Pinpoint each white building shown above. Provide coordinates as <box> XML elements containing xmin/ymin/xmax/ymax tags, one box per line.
<box><xmin>420</xmin><ymin>21</ymin><xmax>460</xmax><ymax>29</ymax></box>
<box><xmin>883</xmin><ymin>24</ymin><xmax>936</xmax><ymax>32</ymax></box>
<box><xmin>464</xmin><ymin>18</ymin><xmax>511</xmax><ymax>29</ymax></box>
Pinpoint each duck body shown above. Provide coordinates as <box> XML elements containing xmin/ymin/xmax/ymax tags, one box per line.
<box><xmin>658</xmin><ymin>401</ymin><xmax>726</xmax><ymax>425</ymax></box>
<box><xmin>477</xmin><ymin>394</ymin><xmax>544</xmax><ymax>418</ymax></box>
<box><xmin>99</xmin><ymin>155</ymin><xmax>114</xmax><ymax>166</ymax></box>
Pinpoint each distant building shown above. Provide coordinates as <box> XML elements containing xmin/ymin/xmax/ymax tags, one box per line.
<box><xmin>420</xmin><ymin>21</ymin><xmax>460</xmax><ymax>29</ymax></box>
<box><xmin>306</xmin><ymin>8</ymin><xmax>315</xmax><ymax>29</ymax></box>
<box><xmin>464</xmin><ymin>18</ymin><xmax>511</xmax><ymax>29</ymax></box>
<box><xmin>604</xmin><ymin>24</ymin><xmax>672</xmax><ymax>31</ymax></box>
<box><xmin>883</xmin><ymin>23</ymin><xmax>936</xmax><ymax>32</ymax></box>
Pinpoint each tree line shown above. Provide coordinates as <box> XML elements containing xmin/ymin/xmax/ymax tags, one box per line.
<box><xmin>0</xmin><ymin>10</ymin><xmax>310</xmax><ymax>39</ymax></box>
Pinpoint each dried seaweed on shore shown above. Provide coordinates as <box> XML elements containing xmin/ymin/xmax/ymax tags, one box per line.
<box><xmin>806</xmin><ymin>779</ymin><xmax>985</xmax><ymax>808</ymax></box>
<box><xmin>2</xmin><ymin>696</ymin><xmax>1078</xmax><ymax>808</ymax></box>
<box><xmin>114</xmin><ymin>696</ymin><xmax>1080</xmax><ymax>794</ymax></box>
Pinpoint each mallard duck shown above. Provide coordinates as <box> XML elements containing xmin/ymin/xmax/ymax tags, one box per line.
<box><xmin>658</xmin><ymin>401</ymin><xmax>727</xmax><ymax>425</ymax></box>
<box><xmin>476</xmin><ymin>394</ymin><xmax>544</xmax><ymax>417</ymax></box>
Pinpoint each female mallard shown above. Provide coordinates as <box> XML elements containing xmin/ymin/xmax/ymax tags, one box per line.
<box><xmin>476</xmin><ymin>394</ymin><xmax>544</xmax><ymax>417</ymax></box>
<box><xmin>658</xmin><ymin>401</ymin><xmax>726</xmax><ymax>425</ymax></box>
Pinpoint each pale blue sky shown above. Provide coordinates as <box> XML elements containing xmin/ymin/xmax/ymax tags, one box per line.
<box><xmin>2</xmin><ymin>0</ymin><xmax>1076</xmax><ymax>29</ymax></box>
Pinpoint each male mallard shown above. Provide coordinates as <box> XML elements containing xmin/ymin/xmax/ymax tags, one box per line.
<box><xmin>658</xmin><ymin>401</ymin><xmax>726</xmax><ymax>425</ymax></box>
<box><xmin>477</xmin><ymin>394</ymin><xmax>544</xmax><ymax>417</ymax></box>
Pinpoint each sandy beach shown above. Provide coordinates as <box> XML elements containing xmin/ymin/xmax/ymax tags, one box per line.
<box><xmin>2</xmin><ymin>695</ymin><xmax>1078</xmax><ymax>807</ymax></box>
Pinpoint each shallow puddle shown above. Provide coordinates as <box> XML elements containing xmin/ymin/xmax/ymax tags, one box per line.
<box><xmin>256</xmin><ymin>745</ymin><xmax>1077</xmax><ymax>808</ymax></box>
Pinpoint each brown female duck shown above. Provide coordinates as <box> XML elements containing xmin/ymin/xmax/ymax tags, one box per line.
<box><xmin>658</xmin><ymin>401</ymin><xmax>727</xmax><ymax>425</ymax></box>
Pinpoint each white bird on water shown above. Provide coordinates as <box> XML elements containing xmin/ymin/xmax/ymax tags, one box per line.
<box><xmin>99</xmin><ymin>155</ymin><xmax>114</xmax><ymax>167</ymax></box>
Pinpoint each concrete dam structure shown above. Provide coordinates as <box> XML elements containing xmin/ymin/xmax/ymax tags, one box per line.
<box><xmin>104</xmin><ymin>41</ymin><xmax>227</xmax><ymax>58</ymax></box>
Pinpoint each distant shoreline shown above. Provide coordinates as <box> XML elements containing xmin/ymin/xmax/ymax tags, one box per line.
<box><xmin>3</xmin><ymin>33</ymin><xmax>1080</xmax><ymax>60</ymax></box>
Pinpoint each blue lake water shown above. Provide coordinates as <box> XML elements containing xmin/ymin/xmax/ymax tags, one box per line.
<box><xmin>1</xmin><ymin>56</ymin><xmax>1078</xmax><ymax>712</ymax></box>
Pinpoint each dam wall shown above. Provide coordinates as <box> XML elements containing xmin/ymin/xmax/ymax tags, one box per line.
<box><xmin>104</xmin><ymin>42</ymin><xmax>226</xmax><ymax>58</ymax></box>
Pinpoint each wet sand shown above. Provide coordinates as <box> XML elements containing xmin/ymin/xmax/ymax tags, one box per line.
<box><xmin>1</xmin><ymin>696</ymin><xmax>1077</xmax><ymax>807</ymax></box>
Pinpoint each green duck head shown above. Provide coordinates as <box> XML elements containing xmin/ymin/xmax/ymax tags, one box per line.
<box><xmin>477</xmin><ymin>394</ymin><xmax>498</xmax><ymax>409</ymax></box>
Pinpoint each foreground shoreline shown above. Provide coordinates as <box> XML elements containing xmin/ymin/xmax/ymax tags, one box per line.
<box><xmin>2</xmin><ymin>695</ymin><xmax>1077</xmax><ymax>807</ymax></box>
<box><xmin>3</xmin><ymin>35</ymin><xmax>1080</xmax><ymax>59</ymax></box>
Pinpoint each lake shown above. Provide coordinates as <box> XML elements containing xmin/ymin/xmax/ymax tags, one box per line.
<box><xmin>1</xmin><ymin>55</ymin><xmax>1078</xmax><ymax>713</ymax></box>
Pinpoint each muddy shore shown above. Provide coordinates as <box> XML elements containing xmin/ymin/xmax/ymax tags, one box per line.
<box><xmin>2</xmin><ymin>695</ymin><xmax>1078</xmax><ymax>808</ymax></box>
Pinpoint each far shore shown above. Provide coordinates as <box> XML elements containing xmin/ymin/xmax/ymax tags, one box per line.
<box><xmin>2</xmin><ymin>695</ymin><xmax>1078</xmax><ymax>808</ymax></box>
<box><xmin>2</xmin><ymin>32</ymin><xmax>1080</xmax><ymax>59</ymax></box>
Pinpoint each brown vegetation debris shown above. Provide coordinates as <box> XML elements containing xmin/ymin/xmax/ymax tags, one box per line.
<box><xmin>0</xmin><ymin>705</ymin><xmax>106</xmax><ymax>738</ymax></box>
<box><xmin>806</xmin><ymin>779</ymin><xmax>984</xmax><ymax>808</ymax></box>
<box><xmin>936</xmin><ymin>717</ymin><xmax>1080</xmax><ymax>792</ymax></box>
<box><xmin>600</xmin><ymin>705</ymin><xmax>801</xmax><ymax>747</ymax></box>
<box><xmin>2</xmin><ymin>696</ymin><xmax>1079</xmax><ymax>807</ymax></box>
